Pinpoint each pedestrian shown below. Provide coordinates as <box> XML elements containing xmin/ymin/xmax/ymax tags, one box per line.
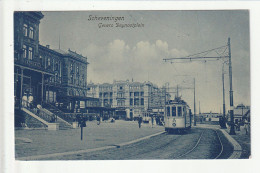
<box><xmin>22</xmin><ymin>94</ymin><xmax>28</xmax><ymax>107</ymax></box>
<box><xmin>244</xmin><ymin>119</ymin><xmax>249</xmax><ymax>135</ymax></box>
<box><xmin>138</xmin><ymin>115</ymin><xmax>142</xmax><ymax>128</ymax></box>
<box><xmin>97</xmin><ymin>115</ymin><xmax>101</xmax><ymax>125</ymax></box>
<box><xmin>151</xmin><ymin>116</ymin><xmax>154</xmax><ymax>128</ymax></box>
<box><xmin>28</xmin><ymin>93</ymin><xmax>34</xmax><ymax>108</ymax></box>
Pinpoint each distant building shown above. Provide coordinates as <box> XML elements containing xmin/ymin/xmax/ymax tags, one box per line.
<box><xmin>87</xmin><ymin>80</ymin><xmax>170</xmax><ymax>119</ymax></box>
<box><xmin>233</xmin><ymin>104</ymin><xmax>250</xmax><ymax>122</ymax></box>
<box><xmin>200</xmin><ymin>112</ymin><xmax>221</xmax><ymax>122</ymax></box>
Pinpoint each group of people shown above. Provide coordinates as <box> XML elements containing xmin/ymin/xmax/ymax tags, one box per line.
<box><xmin>221</xmin><ymin>116</ymin><xmax>251</xmax><ymax>135</ymax></box>
<box><xmin>22</xmin><ymin>93</ymin><xmax>34</xmax><ymax>108</ymax></box>
<box><xmin>137</xmin><ymin>115</ymin><xmax>161</xmax><ymax>128</ymax></box>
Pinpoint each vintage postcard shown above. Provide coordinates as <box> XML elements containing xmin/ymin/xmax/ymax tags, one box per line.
<box><xmin>14</xmin><ymin>10</ymin><xmax>250</xmax><ymax>161</ymax></box>
<box><xmin>2</xmin><ymin>1</ymin><xmax>260</xmax><ymax>173</ymax></box>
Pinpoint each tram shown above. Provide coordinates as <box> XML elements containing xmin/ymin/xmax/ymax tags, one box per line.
<box><xmin>164</xmin><ymin>97</ymin><xmax>192</xmax><ymax>133</ymax></box>
<box><xmin>142</xmin><ymin>111</ymin><xmax>150</xmax><ymax>123</ymax></box>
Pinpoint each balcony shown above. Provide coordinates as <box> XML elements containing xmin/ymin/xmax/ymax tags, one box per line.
<box><xmin>15</xmin><ymin>58</ymin><xmax>54</xmax><ymax>74</ymax></box>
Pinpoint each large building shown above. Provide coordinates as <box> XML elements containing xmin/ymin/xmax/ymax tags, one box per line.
<box><xmin>14</xmin><ymin>12</ymin><xmax>102</xmax><ymax>127</ymax></box>
<box><xmin>87</xmin><ymin>80</ymin><xmax>170</xmax><ymax>120</ymax></box>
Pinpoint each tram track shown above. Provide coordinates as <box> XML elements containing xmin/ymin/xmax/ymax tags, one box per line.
<box><xmin>123</xmin><ymin>133</ymin><xmax>183</xmax><ymax>159</ymax></box>
<box><xmin>172</xmin><ymin>129</ymin><xmax>225</xmax><ymax>159</ymax></box>
<box><xmin>214</xmin><ymin>129</ymin><xmax>224</xmax><ymax>159</ymax></box>
<box><xmin>173</xmin><ymin>130</ymin><xmax>204</xmax><ymax>159</ymax></box>
<box><xmin>34</xmin><ymin>128</ymin><xmax>231</xmax><ymax>160</ymax></box>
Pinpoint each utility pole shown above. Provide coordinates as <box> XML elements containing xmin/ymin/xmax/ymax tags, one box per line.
<box><xmin>199</xmin><ymin>101</ymin><xmax>201</xmax><ymax>114</ymax></box>
<box><xmin>228</xmin><ymin>38</ymin><xmax>235</xmax><ymax>135</ymax></box>
<box><xmin>176</xmin><ymin>84</ymin><xmax>179</xmax><ymax>98</ymax></box>
<box><xmin>194</xmin><ymin>78</ymin><xmax>196</xmax><ymax>126</ymax></box>
<box><xmin>222</xmin><ymin>63</ymin><xmax>227</xmax><ymax>128</ymax></box>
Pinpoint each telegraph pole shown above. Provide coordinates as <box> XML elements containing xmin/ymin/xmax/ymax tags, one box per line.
<box><xmin>228</xmin><ymin>38</ymin><xmax>235</xmax><ymax>135</ymax></box>
<box><xmin>176</xmin><ymin>84</ymin><xmax>179</xmax><ymax>98</ymax></box>
<box><xmin>194</xmin><ymin>78</ymin><xmax>196</xmax><ymax>126</ymax></box>
<box><xmin>222</xmin><ymin>63</ymin><xmax>227</xmax><ymax>129</ymax></box>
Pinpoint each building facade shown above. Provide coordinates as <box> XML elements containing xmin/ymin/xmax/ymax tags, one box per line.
<box><xmin>14</xmin><ymin>11</ymin><xmax>100</xmax><ymax>126</ymax></box>
<box><xmin>87</xmin><ymin>80</ymin><xmax>169</xmax><ymax>119</ymax></box>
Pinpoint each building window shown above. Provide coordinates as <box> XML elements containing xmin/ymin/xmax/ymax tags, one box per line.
<box><xmin>141</xmin><ymin>98</ymin><xmax>144</xmax><ymax>105</ymax></box>
<box><xmin>117</xmin><ymin>93</ymin><xmax>124</xmax><ymax>98</ymax></box>
<box><xmin>55</xmin><ymin>62</ymin><xmax>58</xmax><ymax>71</ymax></box>
<box><xmin>23</xmin><ymin>24</ymin><xmax>28</xmax><ymax>37</ymax></box>
<box><xmin>70</xmin><ymin>74</ymin><xmax>74</xmax><ymax>84</ymax></box>
<box><xmin>29</xmin><ymin>26</ymin><xmax>34</xmax><ymax>39</ymax></box>
<box><xmin>70</xmin><ymin>63</ymin><xmax>73</xmax><ymax>72</ymax></box>
<box><xmin>117</xmin><ymin>100</ymin><xmax>125</xmax><ymax>106</ymax></box>
<box><xmin>134</xmin><ymin>98</ymin><xmax>139</xmax><ymax>106</ymax></box>
<box><xmin>55</xmin><ymin>73</ymin><xmax>58</xmax><ymax>82</ymax></box>
<box><xmin>76</xmin><ymin>65</ymin><xmax>79</xmax><ymax>75</ymax></box>
<box><xmin>45</xmin><ymin>91</ymin><xmax>56</xmax><ymax>103</ymax></box>
<box><xmin>77</xmin><ymin>77</ymin><xmax>80</xmax><ymax>86</ymax></box>
<box><xmin>28</xmin><ymin>47</ymin><xmax>33</xmax><ymax>60</ymax></box>
<box><xmin>130</xmin><ymin>98</ymin><xmax>133</xmax><ymax>106</ymax></box>
<box><xmin>46</xmin><ymin>58</ymin><xmax>50</xmax><ymax>66</ymax></box>
<box><xmin>69</xmin><ymin>90</ymin><xmax>74</xmax><ymax>96</ymax></box>
<box><xmin>141</xmin><ymin>92</ymin><xmax>144</xmax><ymax>96</ymax></box>
<box><xmin>22</xmin><ymin>45</ymin><xmax>27</xmax><ymax>58</ymax></box>
<box><xmin>134</xmin><ymin>92</ymin><xmax>139</xmax><ymax>97</ymax></box>
<box><xmin>53</xmin><ymin>59</ymin><xmax>55</xmax><ymax>71</ymax></box>
<box><xmin>82</xmin><ymin>75</ymin><xmax>85</xmax><ymax>87</ymax></box>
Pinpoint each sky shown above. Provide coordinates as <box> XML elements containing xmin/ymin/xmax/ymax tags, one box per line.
<box><xmin>39</xmin><ymin>10</ymin><xmax>250</xmax><ymax>113</ymax></box>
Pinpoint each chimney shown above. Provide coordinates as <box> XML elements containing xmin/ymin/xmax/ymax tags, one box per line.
<box><xmin>46</xmin><ymin>45</ymin><xmax>50</xmax><ymax>48</ymax></box>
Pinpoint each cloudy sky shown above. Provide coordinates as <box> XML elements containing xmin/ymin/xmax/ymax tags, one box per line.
<box><xmin>39</xmin><ymin>11</ymin><xmax>250</xmax><ymax>113</ymax></box>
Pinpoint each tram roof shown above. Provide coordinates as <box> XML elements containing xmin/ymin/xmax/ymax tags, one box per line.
<box><xmin>166</xmin><ymin>97</ymin><xmax>188</xmax><ymax>105</ymax></box>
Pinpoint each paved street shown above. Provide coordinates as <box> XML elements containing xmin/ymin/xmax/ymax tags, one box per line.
<box><xmin>32</xmin><ymin>128</ymin><xmax>233</xmax><ymax>160</ymax></box>
<box><xmin>16</xmin><ymin>122</ymin><xmax>234</xmax><ymax>160</ymax></box>
<box><xmin>15</xmin><ymin>120</ymin><xmax>164</xmax><ymax>159</ymax></box>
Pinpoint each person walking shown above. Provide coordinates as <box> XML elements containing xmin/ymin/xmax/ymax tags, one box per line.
<box><xmin>97</xmin><ymin>115</ymin><xmax>101</xmax><ymax>125</ymax></box>
<box><xmin>151</xmin><ymin>116</ymin><xmax>154</xmax><ymax>128</ymax></box>
<box><xmin>138</xmin><ymin>115</ymin><xmax>142</xmax><ymax>128</ymax></box>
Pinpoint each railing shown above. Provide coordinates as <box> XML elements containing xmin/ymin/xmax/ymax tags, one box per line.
<box><xmin>43</xmin><ymin>103</ymin><xmax>74</xmax><ymax>124</ymax></box>
<box><xmin>22</xmin><ymin>100</ymin><xmax>56</xmax><ymax>123</ymax></box>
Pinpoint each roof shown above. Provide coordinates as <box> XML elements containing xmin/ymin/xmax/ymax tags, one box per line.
<box><xmin>53</xmin><ymin>49</ymin><xmax>88</xmax><ymax>64</ymax></box>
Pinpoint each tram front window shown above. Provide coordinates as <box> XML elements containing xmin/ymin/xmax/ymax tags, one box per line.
<box><xmin>167</xmin><ymin>107</ymin><xmax>170</xmax><ymax>116</ymax></box>
<box><xmin>183</xmin><ymin>107</ymin><xmax>187</xmax><ymax>116</ymax></box>
<box><xmin>172</xmin><ymin>106</ymin><xmax>176</xmax><ymax>117</ymax></box>
<box><xmin>178</xmin><ymin>106</ymin><xmax>182</xmax><ymax>117</ymax></box>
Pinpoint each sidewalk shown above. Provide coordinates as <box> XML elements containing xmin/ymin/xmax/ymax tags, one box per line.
<box><xmin>227</xmin><ymin>125</ymin><xmax>251</xmax><ymax>159</ymax></box>
<box><xmin>195</xmin><ymin>123</ymin><xmax>250</xmax><ymax>159</ymax></box>
<box><xmin>15</xmin><ymin>120</ymin><xmax>164</xmax><ymax>159</ymax></box>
